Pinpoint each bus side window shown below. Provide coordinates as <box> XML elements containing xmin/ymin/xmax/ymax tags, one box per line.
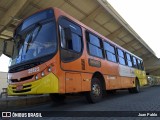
<box><xmin>59</xmin><ymin>26</ymin><xmax>82</xmax><ymax>53</ymax></box>
<box><xmin>132</xmin><ymin>56</ymin><xmax>138</xmax><ymax>68</ymax></box>
<box><xmin>103</xmin><ymin>42</ymin><xmax>117</xmax><ymax>63</ymax></box>
<box><xmin>141</xmin><ymin>61</ymin><xmax>144</xmax><ymax>70</ymax></box>
<box><xmin>137</xmin><ymin>59</ymin><xmax>142</xmax><ymax>70</ymax></box>
<box><xmin>58</xmin><ymin>17</ymin><xmax>83</xmax><ymax>62</ymax></box>
<box><xmin>137</xmin><ymin>59</ymin><xmax>145</xmax><ymax>70</ymax></box>
<box><xmin>86</xmin><ymin>32</ymin><xmax>104</xmax><ymax>58</ymax></box>
<box><xmin>117</xmin><ymin>48</ymin><xmax>126</xmax><ymax>65</ymax></box>
<box><xmin>59</xmin><ymin>26</ymin><xmax>66</xmax><ymax>48</ymax></box>
<box><xmin>126</xmin><ymin>53</ymin><xmax>133</xmax><ymax>67</ymax></box>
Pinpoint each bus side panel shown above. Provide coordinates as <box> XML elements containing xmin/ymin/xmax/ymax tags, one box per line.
<box><xmin>60</xmin><ymin>55</ymin><xmax>85</xmax><ymax>72</ymax></box>
<box><xmin>104</xmin><ymin>75</ymin><xmax>121</xmax><ymax>90</ymax></box>
<box><xmin>101</xmin><ymin>60</ymin><xmax>119</xmax><ymax>76</ymax></box>
<box><xmin>120</xmin><ymin>77</ymin><xmax>134</xmax><ymax>88</ymax></box>
<box><xmin>81</xmin><ymin>73</ymin><xmax>92</xmax><ymax>92</ymax></box>
<box><xmin>118</xmin><ymin>65</ymin><xmax>135</xmax><ymax>88</ymax></box>
<box><xmin>65</xmin><ymin>72</ymin><xmax>82</xmax><ymax>93</ymax></box>
<box><xmin>135</xmin><ymin>69</ymin><xmax>147</xmax><ymax>86</ymax></box>
<box><xmin>101</xmin><ymin>60</ymin><xmax>120</xmax><ymax>90</ymax></box>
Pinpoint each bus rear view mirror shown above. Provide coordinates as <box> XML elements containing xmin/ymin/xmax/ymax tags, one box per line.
<box><xmin>3</xmin><ymin>39</ymin><xmax>14</xmax><ymax>58</ymax></box>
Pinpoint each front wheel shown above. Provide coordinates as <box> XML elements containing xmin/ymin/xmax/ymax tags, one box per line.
<box><xmin>86</xmin><ymin>78</ymin><xmax>102</xmax><ymax>103</ymax></box>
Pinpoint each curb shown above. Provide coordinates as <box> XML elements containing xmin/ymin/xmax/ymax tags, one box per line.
<box><xmin>0</xmin><ymin>95</ymin><xmax>51</xmax><ymax>110</ymax></box>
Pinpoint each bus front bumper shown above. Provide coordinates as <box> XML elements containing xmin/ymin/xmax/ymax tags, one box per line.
<box><xmin>7</xmin><ymin>73</ymin><xmax>59</xmax><ymax>96</ymax></box>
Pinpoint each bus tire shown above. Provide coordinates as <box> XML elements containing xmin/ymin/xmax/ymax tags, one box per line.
<box><xmin>132</xmin><ymin>79</ymin><xmax>140</xmax><ymax>93</ymax></box>
<box><xmin>128</xmin><ymin>79</ymin><xmax>140</xmax><ymax>93</ymax></box>
<box><xmin>86</xmin><ymin>78</ymin><xmax>102</xmax><ymax>103</ymax></box>
<box><xmin>49</xmin><ymin>94</ymin><xmax>66</xmax><ymax>103</ymax></box>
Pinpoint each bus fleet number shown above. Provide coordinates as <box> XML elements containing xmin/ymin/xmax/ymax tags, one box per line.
<box><xmin>28</xmin><ymin>67</ymin><xmax>40</xmax><ymax>74</ymax></box>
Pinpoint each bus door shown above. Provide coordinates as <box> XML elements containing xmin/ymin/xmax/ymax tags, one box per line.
<box><xmin>58</xmin><ymin>17</ymin><xmax>84</xmax><ymax>93</ymax></box>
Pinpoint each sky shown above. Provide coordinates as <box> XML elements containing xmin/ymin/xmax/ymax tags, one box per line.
<box><xmin>0</xmin><ymin>0</ymin><xmax>160</xmax><ymax>72</ymax></box>
<box><xmin>107</xmin><ymin>0</ymin><xmax>160</xmax><ymax>58</ymax></box>
<box><xmin>0</xmin><ymin>54</ymin><xmax>10</xmax><ymax>72</ymax></box>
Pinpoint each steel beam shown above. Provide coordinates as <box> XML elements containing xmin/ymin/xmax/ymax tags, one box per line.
<box><xmin>132</xmin><ymin>47</ymin><xmax>144</xmax><ymax>54</ymax></box>
<box><xmin>81</xmin><ymin>6</ymin><xmax>103</xmax><ymax>24</ymax></box>
<box><xmin>0</xmin><ymin>0</ymin><xmax>30</xmax><ymax>34</ymax></box>
<box><xmin>106</xmin><ymin>27</ymin><xmax>124</xmax><ymax>40</ymax></box>
<box><xmin>122</xmin><ymin>40</ymin><xmax>137</xmax><ymax>48</ymax></box>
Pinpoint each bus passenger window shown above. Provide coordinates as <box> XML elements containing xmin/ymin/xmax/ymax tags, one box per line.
<box><xmin>126</xmin><ymin>53</ymin><xmax>133</xmax><ymax>67</ymax></box>
<box><xmin>137</xmin><ymin>59</ymin><xmax>142</xmax><ymax>70</ymax></box>
<box><xmin>86</xmin><ymin>32</ymin><xmax>104</xmax><ymax>58</ymax></box>
<box><xmin>59</xmin><ymin>26</ymin><xmax>66</xmax><ymax>48</ymax></box>
<box><xmin>137</xmin><ymin>59</ymin><xmax>144</xmax><ymax>70</ymax></box>
<box><xmin>58</xmin><ymin>17</ymin><xmax>83</xmax><ymax>62</ymax></box>
<box><xmin>71</xmin><ymin>33</ymin><xmax>82</xmax><ymax>52</ymax></box>
<box><xmin>104</xmin><ymin>42</ymin><xmax>117</xmax><ymax>62</ymax></box>
<box><xmin>132</xmin><ymin>57</ymin><xmax>138</xmax><ymax>68</ymax></box>
<box><xmin>140</xmin><ymin>61</ymin><xmax>144</xmax><ymax>70</ymax></box>
<box><xmin>60</xmin><ymin>27</ymin><xmax>82</xmax><ymax>53</ymax></box>
<box><xmin>117</xmin><ymin>48</ymin><xmax>126</xmax><ymax>65</ymax></box>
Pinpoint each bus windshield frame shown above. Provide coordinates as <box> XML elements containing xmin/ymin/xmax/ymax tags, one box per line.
<box><xmin>9</xmin><ymin>9</ymin><xmax>57</xmax><ymax>72</ymax></box>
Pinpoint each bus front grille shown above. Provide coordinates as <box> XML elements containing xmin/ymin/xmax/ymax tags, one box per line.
<box><xmin>10</xmin><ymin>75</ymin><xmax>34</xmax><ymax>83</ymax></box>
<box><xmin>13</xmin><ymin>89</ymin><xmax>31</xmax><ymax>93</ymax></box>
<box><xmin>12</xmin><ymin>84</ymin><xmax>32</xmax><ymax>93</ymax></box>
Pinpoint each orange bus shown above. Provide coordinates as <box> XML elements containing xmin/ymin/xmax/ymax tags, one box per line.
<box><xmin>6</xmin><ymin>8</ymin><xmax>147</xmax><ymax>103</ymax></box>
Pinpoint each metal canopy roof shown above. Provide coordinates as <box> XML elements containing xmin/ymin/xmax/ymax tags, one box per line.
<box><xmin>0</xmin><ymin>0</ymin><xmax>159</xmax><ymax>75</ymax></box>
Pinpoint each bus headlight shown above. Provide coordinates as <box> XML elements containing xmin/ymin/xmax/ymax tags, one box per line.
<box><xmin>35</xmin><ymin>75</ymin><xmax>39</xmax><ymax>80</ymax></box>
<box><xmin>48</xmin><ymin>67</ymin><xmax>52</xmax><ymax>72</ymax></box>
<box><xmin>41</xmin><ymin>72</ymin><xmax>45</xmax><ymax>77</ymax></box>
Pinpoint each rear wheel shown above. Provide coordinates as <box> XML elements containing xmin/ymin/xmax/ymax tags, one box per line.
<box><xmin>132</xmin><ymin>79</ymin><xmax>140</xmax><ymax>93</ymax></box>
<box><xmin>86</xmin><ymin>78</ymin><xmax>102</xmax><ymax>103</ymax></box>
<box><xmin>50</xmin><ymin>94</ymin><xmax>66</xmax><ymax>103</ymax></box>
<box><xmin>128</xmin><ymin>79</ymin><xmax>140</xmax><ymax>93</ymax></box>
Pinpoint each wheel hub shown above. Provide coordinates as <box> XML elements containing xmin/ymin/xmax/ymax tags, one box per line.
<box><xmin>92</xmin><ymin>84</ymin><xmax>100</xmax><ymax>96</ymax></box>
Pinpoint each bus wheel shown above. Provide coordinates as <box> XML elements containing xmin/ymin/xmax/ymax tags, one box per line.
<box><xmin>132</xmin><ymin>79</ymin><xmax>140</xmax><ymax>93</ymax></box>
<box><xmin>49</xmin><ymin>94</ymin><xmax>66</xmax><ymax>103</ymax></box>
<box><xmin>86</xmin><ymin>78</ymin><xmax>102</xmax><ymax>103</ymax></box>
<box><xmin>129</xmin><ymin>79</ymin><xmax>140</xmax><ymax>93</ymax></box>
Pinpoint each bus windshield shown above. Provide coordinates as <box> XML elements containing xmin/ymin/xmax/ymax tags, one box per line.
<box><xmin>10</xmin><ymin>9</ymin><xmax>57</xmax><ymax>66</ymax></box>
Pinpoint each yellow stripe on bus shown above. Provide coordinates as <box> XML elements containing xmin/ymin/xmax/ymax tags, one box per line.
<box><xmin>8</xmin><ymin>73</ymin><xmax>59</xmax><ymax>95</ymax></box>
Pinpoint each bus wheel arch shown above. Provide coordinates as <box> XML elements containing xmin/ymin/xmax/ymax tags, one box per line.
<box><xmin>86</xmin><ymin>72</ymin><xmax>106</xmax><ymax>103</ymax></box>
<box><xmin>92</xmin><ymin>72</ymin><xmax>106</xmax><ymax>91</ymax></box>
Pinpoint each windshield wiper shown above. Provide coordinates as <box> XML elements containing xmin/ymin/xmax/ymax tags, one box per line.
<box><xmin>26</xmin><ymin>23</ymin><xmax>42</xmax><ymax>53</ymax></box>
<box><xmin>14</xmin><ymin>34</ymin><xmax>23</xmax><ymax>48</ymax></box>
